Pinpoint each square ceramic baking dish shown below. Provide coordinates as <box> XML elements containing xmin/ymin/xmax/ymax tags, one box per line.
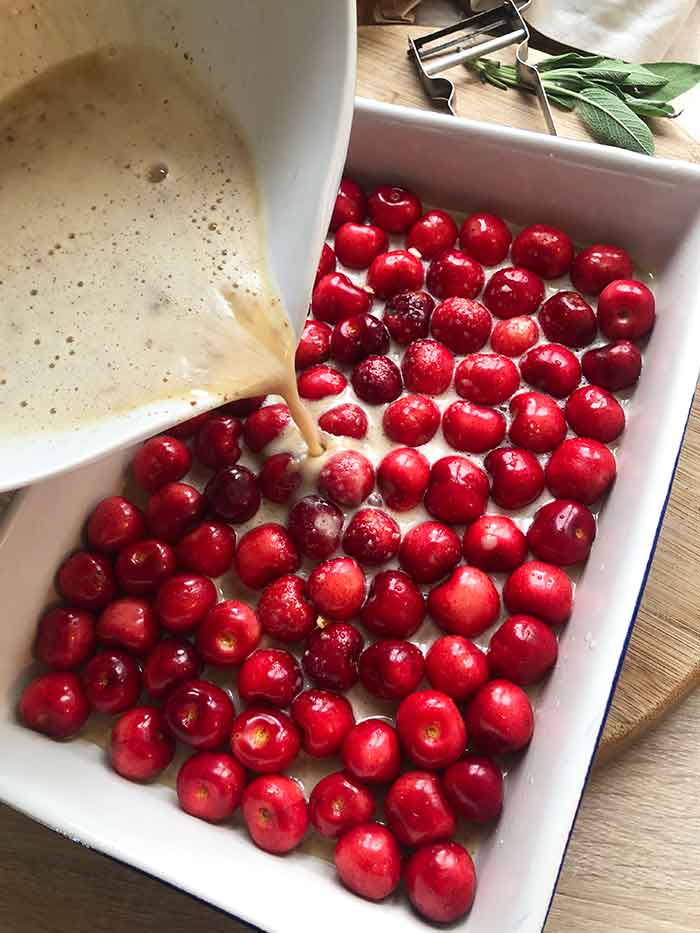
<box><xmin>3</xmin><ymin>98</ymin><xmax>700</xmax><ymax>933</ymax></box>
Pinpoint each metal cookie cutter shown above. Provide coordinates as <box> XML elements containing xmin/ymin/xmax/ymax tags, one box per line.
<box><xmin>408</xmin><ymin>0</ymin><xmax>557</xmax><ymax>135</ymax></box>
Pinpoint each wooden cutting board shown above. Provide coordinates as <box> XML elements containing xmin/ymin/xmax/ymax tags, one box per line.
<box><xmin>358</xmin><ymin>25</ymin><xmax>700</xmax><ymax>760</ymax></box>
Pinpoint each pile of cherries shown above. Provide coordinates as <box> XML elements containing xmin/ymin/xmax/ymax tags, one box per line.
<box><xmin>18</xmin><ymin>178</ymin><xmax>654</xmax><ymax>924</ymax></box>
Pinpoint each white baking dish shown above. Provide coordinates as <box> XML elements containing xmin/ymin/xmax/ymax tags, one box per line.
<box><xmin>2</xmin><ymin>99</ymin><xmax>700</xmax><ymax>933</ymax></box>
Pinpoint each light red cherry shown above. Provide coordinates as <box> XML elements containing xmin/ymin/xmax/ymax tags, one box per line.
<box><xmin>490</xmin><ymin>314</ymin><xmax>540</xmax><ymax>356</ymax></box>
<box><xmin>430</xmin><ymin>297</ymin><xmax>491</xmax><ymax>354</ymax></box>
<box><xmin>307</xmin><ymin>558</ymin><xmax>366</xmax><ymax>621</ymax></box>
<box><xmin>359</xmin><ymin>639</ymin><xmax>425</xmax><ymax>700</ymax></box>
<box><xmin>442</xmin><ymin>755</ymin><xmax>504</xmax><ymax>823</ymax></box>
<box><xmin>143</xmin><ymin>638</ymin><xmax>202</xmax><ymax>699</ymax></box>
<box><xmin>334</xmin><ymin>222</ymin><xmax>388</xmax><ymax>269</ymax></box>
<box><xmin>235</xmin><ymin>523</ymin><xmax>300</xmax><ymax>589</ymax></box>
<box><xmin>597</xmin><ymin>279</ymin><xmax>655</xmax><ymax>340</ymax></box>
<box><xmin>295</xmin><ymin>319</ymin><xmax>332</xmax><ymax>370</ymax></box>
<box><xmin>426</xmin><ymin>248</ymin><xmax>484</xmax><ymax>300</ymax></box>
<box><xmin>424</xmin><ymin>455</ymin><xmax>489</xmax><ymax>524</ymax></box>
<box><xmin>291</xmin><ymin>688</ymin><xmax>355</xmax><ymax>757</ymax></box>
<box><xmin>259</xmin><ymin>452</ymin><xmax>302</xmax><ymax>504</ymax></box>
<box><xmin>454</xmin><ymin>353</ymin><xmax>520</xmax><ymax>406</ymax></box>
<box><xmin>155</xmin><ymin>573</ymin><xmax>217</xmax><ymax>634</ymax></box>
<box><xmin>428</xmin><ymin>565</ymin><xmax>500</xmax><ymax>638</ymax></box>
<box><xmin>465</xmin><ymin>679</ymin><xmax>534</xmax><ymax>754</ymax></box>
<box><xmin>57</xmin><ymin>550</ymin><xmax>117</xmax><ymax>610</ymax></box>
<box><xmin>334</xmin><ymin>823</ymin><xmax>401</xmax><ymax>902</ymax></box>
<box><xmin>19</xmin><ymin>672</ymin><xmax>89</xmax><ymax>739</ymax></box>
<box><xmin>401</xmin><ymin>338</ymin><xmax>454</xmax><ymax>396</ymax></box>
<box><xmin>367</xmin><ymin>184</ymin><xmax>422</xmax><ymax>233</ymax></box>
<box><xmin>176</xmin><ymin>520</ymin><xmax>236</xmax><ymax>578</ymax></box>
<box><xmin>485</xmin><ymin>446</ymin><xmax>546</xmax><ymax>509</ymax></box>
<box><xmin>441</xmin><ymin>399</ymin><xmax>506</xmax><ymax>454</ymax></box>
<box><xmin>342</xmin><ymin>508</ymin><xmax>401</xmax><ymax>566</ymax></box>
<box><xmin>309</xmin><ymin>772</ymin><xmax>374</xmax><ymax>839</ymax></box>
<box><xmin>459</xmin><ymin>212</ymin><xmax>512</xmax><ymax>265</ymax></box>
<box><xmin>230</xmin><ymin>706</ymin><xmax>301</xmax><ymax>773</ymax></box>
<box><xmin>527</xmin><ymin>498</ymin><xmax>597</xmax><ymax>565</ymax></box>
<box><xmin>196</xmin><ymin>600</ymin><xmax>261</xmax><ymax>666</ymax></box>
<box><xmin>519</xmin><ymin>343</ymin><xmax>582</xmax><ymax>399</ymax></box>
<box><xmin>237</xmin><ymin>648</ymin><xmax>303</xmax><ymax>708</ymax></box>
<box><xmin>407</xmin><ymin>209</ymin><xmax>457</xmax><ymax>259</ymax></box>
<box><xmin>257</xmin><ymin>575</ymin><xmax>316</xmax><ymax>643</ymax></box>
<box><xmin>503</xmin><ymin>560</ymin><xmax>573</xmax><ymax>625</ymax></box>
<box><xmin>194</xmin><ymin>414</ymin><xmax>243</xmax><ymax>469</ymax></box>
<box><xmin>396</xmin><ymin>689</ymin><xmax>467</xmax><ymax>768</ymax></box>
<box><xmin>367</xmin><ymin>249</ymin><xmax>425</xmax><ymax>299</ymax></box>
<box><xmin>96</xmin><ymin>597</ymin><xmax>159</xmax><ymax>656</ymax></box>
<box><xmin>330</xmin><ymin>177</ymin><xmax>367</xmax><ymax>231</ymax></box>
<box><xmin>361</xmin><ymin>569</ymin><xmax>426</xmax><ymax>637</ymax></box>
<box><xmin>319</xmin><ymin>403</ymin><xmax>368</xmax><ymax>439</ymax></box>
<box><xmin>508</xmin><ymin>391</ymin><xmax>567</xmax><ymax>453</ymax></box>
<box><xmin>315</xmin><ymin>242</ymin><xmax>336</xmax><ymax>286</ymax></box>
<box><xmin>424</xmin><ymin>636</ymin><xmax>489</xmax><ymax>701</ymax></box>
<box><xmin>110</xmin><ymin>706</ymin><xmax>175</xmax><ymax>780</ymax></box>
<box><xmin>86</xmin><ymin>496</ymin><xmax>146</xmax><ymax>553</ymax></box>
<box><xmin>176</xmin><ymin>751</ymin><xmax>245</xmax><ymax>823</ymax></box>
<box><xmin>318</xmin><ymin>450</ymin><xmax>375</xmax><ymax>508</ymax></box>
<box><xmin>342</xmin><ymin>719</ymin><xmax>401</xmax><ymax>784</ymax></box>
<box><xmin>384</xmin><ymin>770</ymin><xmax>456</xmax><ymax>846</ymax></box>
<box><xmin>312</xmin><ymin>272</ymin><xmax>372</xmax><ymax>325</ymax></box>
<box><xmin>383</xmin><ymin>394</ymin><xmax>440</xmax><ymax>446</ymax></box>
<box><xmin>488</xmin><ymin>615</ymin><xmax>559</xmax><ymax>685</ymax></box>
<box><xmin>405</xmin><ymin>842</ymin><xmax>477</xmax><ymax>923</ymax></box>
<box><xmin>132</xmin><ymin>435</ymin><xmax>191</xmax><ymax>492</ymax></box>
<box><xmin>511</xmin><ymin>224</ymin><xmax>573</xmax><ymax>279</ymax></box>
<box><xmin>565</xmin><ymin>385</ymin><xmax>625</xmax><ymax>442</ymax></box>
<box><xmin>242</xmin><ymin>403</ymin><xmax>291</xmax><ymax>453</ymax></box>
<box><xmin>462</xmin><ymin>514</ymin><xmax>527</xmax><ymax>572</ymax></box>
<box><xmin>242</xmin><ymin>774</ymin><xmax>308</xmax><ymax>854</ymax></box>
<box><xmin>571</xmin><ymin>244</ymin><xmax>634</xmax><ymax>295</ymax></box>
<box><xmin>297</xmin><ymin>364</ymin><xmax>347</xmax><ymax>400</ymax></box>
<box><xmin>399</xmin><ymin>521</ymin><xmax>461</xmax><ymax>584</ymax></box>
<box><xmin>483</xmin><ymin>266</ymin><xmax>544</xmax><ymax>318</ymax></box>
<box><xmin>377</xmin><ymin>447</ymin><xmax>430</xmax><ymax>511</ymax></box>
<box><xmin>546</xmin><ymin>437</ymin><xmax>617</xmax><ymax>504</ymax></box>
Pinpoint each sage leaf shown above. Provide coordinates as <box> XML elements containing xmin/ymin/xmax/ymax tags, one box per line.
<box><xmin>642</xmin><ymin>62</ymin><xmax>700</xmax><ymax>102</ymax></box>
<box><xmin>575</xmin><ymin>86</ymin><xmax>655</xmax><ymax>155</ymax></box>
<box><xmin>622</xmin><ymin>70</ymin><xmax>669</xmax><ymax>92</ymax></box>
<box><xmin>623</xmin><ymin>96</ymin><xmax>678</xmax><ymax>118</ymax></box>
<box><xmin>545</xmin><ymin>89</ymin><xmax>576</xmax><ymax>112</ymax></box>
<box><xmin>537</xmin><ymin>52</ymin><xmax>603</xmax><ymax>72</ymax></box>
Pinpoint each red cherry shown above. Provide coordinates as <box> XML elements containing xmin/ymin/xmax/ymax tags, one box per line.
<box><xmin>565</xmin><ymin>385</ymin><xmax>625</xmax><ymax>442</ymax></box>
<box><xmin>455</xmin><ymin>353</ymin><xmax>519</xmax><ymax>406</ymax></box>
<box><xmin>528</xmin><ymin>498</ymin><xmax>597</xmax><ymax>565</ymax></box>
<box><xmin>297</xmin><ymin>364</ymin><xmax>347</xmax><ymax>400</ymax></box>
<box><xmin>204</xmin><ymin>465</ymin><xmax>261</xmax><ymax>523</ymax></box>
<box><xmin>302</xmin><ymin>621</ymin><xmax>364</xmax><ymax>691</ymax></box>
<box><xmin>257</xmin><ymin>574</ymin><xmax>317</xmax><ymax>643</ymax></box>
<box><xmin>520</xmin><ymin>343</ymin><xmax>582</xmax><ymax>398</ymax></box>
<box><xmin>315</xmin><ymin>242</ymin><xmax>336</xmax><ymax>286</ymax></box>
<box><xmin>396</xmin><ymin>689</ymin><xmax>467</xmax><ymax>768</ymax></box>
<box><xmin>503</xmin><ymin>560</ymin><xmax>573</xmax><ymax>625</ymax></box>
<box><xmin>258</xmin><ymin>452</ymin><xmax>302</xmax><ymax>504</ymax></box>
<box><xmin>231</xmin><ymin>706</ymin><xmax>301</xmax><ymax>772</ymax></box>
<box><xmin>330</xmin><ymin>177</ymin><xmax>367</xmax><ymax>231</ymax></box>
<box><xmin>143</xmin><ymin>638</ymin><xmax>201</xmax><ymax>699</ymax></box>
<box><xmin>401</xmin><ymin>338</ymin><xmax>454</xmax><ymax>396</ymax></box>
<box><xmin>295</xmin><ymin>319</ymin><xmax>332</xmax><ymax>370</ymax></box>
<box><xmin>459</xmin><ymin>212</ymin><xmax>512</xmax><ymax>265</ymax></box>
<box><xmin>425</xmin><ymin>635</ymin><xmax>489</xmax><ymax>701</ymax></box>
<box><xmin>334</xmin><ymin>222</ymin><xmax>388</xmax><ymax>269</ymax></box>
<box><xmin>235</xmin><ymin>523</ymin><xmax>300</xmax><ymax>589</ymax></box>
<box><xmin>86</xmin><ymin>496</ymin><xmax>146</xmax><ymax>553</ymax></box>
<box><xmin>335</xmin><ymin>823</ymin><xmax>401</xmax><ymax>902</ymax></box>
<box><xmin>407</xmin><ymin>209</ymin><xmax>457</xmax><ymax>259</ymax></box>
<box><xmin>342</xmin><ymin>719</ymin><xmax>400</xmax><ymax>784</ymax></box>
<box><xmin>351</xmin><ymin>354</ymin><xmax>402</xmax><ymax>404</ymax></box>
<box><xmin>243</xmin><ymin>403</ymin><xmax>291</xmax><ymax>453</ymax></box>
<box><xmin>170</xmin><ymin>411</ymin><xmax>211</xmax><ymax>439</ymax></box>
<box><xmin>359</xmin><ymin>639</ymin><xmax>424</xmax><ymax>699</ymax></box>
<box><xmin>309</xmin><ymin>772</ymin><xmax>374</xmax><ymax>839</ymax></box>
<box><xmin>312</xmin><ymin>272</ymin><xmax>372</xmax><ymax>324</ymax></box>
<box><xmin>546</xmin><ymin>437</ymin><xmax>616</xmax><ymax>504</ymax></box>
<box><xmin>377</xmin><ymin>447</ymin><xmax>430</xmax><ymax>511</ymax></box>
<box><xmin>571</xmin><ymin>244</ymin><xmax>634</xmax><ymax>294</ymax></box>
<box><xmin>165</xmin><ymin>679</ymin><xmax>235</xmax><ymax>750</ymax></box>
<box><xmin>540</xmin><ymin>291</ymin><xmax>597</xmax><ymax>348</ymax></box>
<box><xmin>483</xmin><ymin>266</ymin><xmax>544</xmax><ymax>319</ymax></box>
<box><xmin>598</xmin><ymin>278</ymin><xmax>655</xmax><ymax>340</ymax></box>
<box><xmin>582</xmin><ymin>339</ymin><xmax>642</xmax><ymax>391</ymax></box>
<box><xmin>221</xmin><ymin>395</ymin><xmax>266</xmax><ymax>418</ymax></box>
<box><xmin>115</xmin><ymin>539</ymin><xmax>175</xmax><ymax>595</ymax></box>
<box><xmin>385</xmin><ymin>770</ymin><xmax>456</xmax><ymax>846</ymax></box>
<box><xmin>488</xmin><ymin>615</ymin><xmax>558</xmax><ymax>684</ymax></box>
<box><xmin>491</xmin><ymin>315</ymin><xmax>540</xmax><ymax>357</ymax></box>
<box><xmin>19</xmin><ymin>672</ymin><xmax>89</xmax><ymax>739</ymax></box>
<box><xmin>196</xmin><ymin>599</ymin><xmax>261</xmax><ymax>665</ymax></box>
<box><xmin>485</xmin><ymin>446</ymin><xmax>545</xmax><ymax>509</ymax></box>
<box><xmin>35</xmin><ymin>607</ymin><xmax>96</xmax><ymax>670</ymax></box>
<box><xmin>441</xmin><ymin>399</ymin><xmax>506</xmax><ymax>453</ymax></box>
<box><xmin>242</xmin><ymin>774</ymin><xmax>308</xmax><ymax>854</ymax></box>
<box><xmin>426</xmin><ymin>248</ymin><xmax>484</xmax><ymax>300</ymax></box>
<box><xmin>57</xmin><ymin>550</ymin><xmax>116</xmax><ymax>610</ymax></box>
<box><xmin>367</xmin><ymin>184</ymin><xmax>422</xmax><ymax>233</ymax></box>
<box><xmin>405</xmin><ymin>841</ymin><xmax>477</xmax><ymax>923</ymax></box>
<box><xmin>97</xmin><ymin>597</ymin><xmax>159</xmax><ymax>656</ymax></box>
<box><xmin>511</xmin><ymin>224</ymin><xmax>574</xmax><ymax>279</ymax></box>
<box><xmin>382</xmin><ymin>290</ymin><xmax>434</xmax><ymax>344</ymax></box>
<box><xmin>361</xmin><ymin>569</ymin><xmax>426</xmax><ymax>637</ymax></box>
<box><xmin>319</xmin><ymin>403</ymin><xmax>368</xmax><ymax>439</ymax></box>
<box><xmin>342</xmin><ymin>508</ymin><xmax>401</xmax><ymax>566</ymax></box>
<box><xmin>307</xmin><ymin>557</ymin><xmax>366</xmax><ymax>621</ymax></box>
<box><xmin>442</xmin><ymin>755</ymin><xmax>503</xmax><ymax>823</ymax></box>
<box><xmin>238</xmin><ymin>648</ymin><xmax>302</xmax><ymax>708</ymax></box>
<box><xmin>177</xmin><ymin>751</ymin><xmax>245</xmax><ymax>823</ymax></box>
<box><xmin>82</xmin><ymin>649</ymin><xmax>141</xmax><ymax>714</ymax></box>
<box><xmin>399</xmin><ymin>521</ymin><xmax>461</xmax><ymax>584</ymax></box>
<box><xmin>155</xmin><ymin>574</ymin><xmax>217</xmax><ymax>634</ymax></box>
<box><xmin>424</xmin><ymin>454</ymin><xmax>489</xmax><ymax>524</ymax></box>
<box><xmin>463</xmin><ymin>514</ymin><xmax>527</xmax><ymax>572</ymax></box>
<box><xmin>330</xmin><ymin>313</ymin><xmax>390</xmax><ymax>365</ymax></box>
<box><xmin>465</xmin><ymin>679</ymin><xmax>534</xmax><ymax>754</ymax></box>
<box><xmin>176</xmin><ymin>521</ymin><xmax>236</xmax><ymax>578</ymax></box>
<box><xmin>291</xmin><ymin>688</ymin><xmax>355</xmax><ymax>757</ymax></box>
<box><xmin>367</xmin><ymin>249</ymin><xmax>425</xmax><ymax>299</ymax></box>
<box><xmin>383</xmin><ymin>394</ymin><xmax>440</xmax><ymax>447</ymax></box>
<box><xmin>132</xmin><ymin>435</ymin><xmax>191</xmax><ymax>492</ymax></box>
<box><xmin>428</xmin><ymin>565</ymin><xmax>500</xmax><ymax>637</ymax></box>
<box><xmin>194</xmin><ymin>414</ymin><xmax>242</xmax><ymax>469</ymax></box>
<box><xmin>509</xmin><ymin>391</ymin><xmax>567</xmax><ymax>452</ymax></box>
<box><xmin>318</xmin><ymin>450</ymin><xmax>375</xmax><ymax>508</ymax></box>
<box><xmin>287</xmin><ymin>494</ymin><xmax>343</xmax><ymax>560</ymax></box>
<box><xmin>146</xmin><ymin>482</ymin><xmax>203</xmax><ymax>543</ymax></box>
<box><xmin>431</xmin><ymin>297</ymin><xmax>491</xmax><ymax>354</ymax></box>
<box><xmin>110</xmin><ymin>707</ymin><xmax>175</xmax><ymax>780</ymax></box>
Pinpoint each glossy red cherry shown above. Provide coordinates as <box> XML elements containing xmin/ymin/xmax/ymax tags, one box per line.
<box><xmin>176</xmin><ymin>521</ymin><xmax>236</xmax><ymax>578</ymax></box>
<box><xmin>291</xmin><ymin>688</ymin><xmax>355</xmax><ymax>757</ymax></box>
<box><xmin>342</xmin><ymin>719</ymin><xmax>401</xmax><ymax>784</ymax></box>
<box><xmin>351</xmin><ymin>354</ymin><xmax>402</xmax><ymax>404</ymax></box>
<box><xmin>146</xmin><ymin>482</ymin><xmax>203</xmax><ymax>543</ymax></box>
<box><xmin>488</xmin><ymin>615</ymin><xmax>558</xmax><ymax>684</ymax></box>
<box><xmin>377</xmin><ymin>447</ymin><xmax>430</xmax><ymax>511</ymax></box>
<box><xmin>295</xmin><ymin>319</ymin><xmax>332</xmax><ymax>370</ymax></box>
<box><xmin>460</xmin><ymin>212</ymin><xmax>512</xmax><ymax>265</ymax></box>
<box><xmin>238</xmin><ymin>648</ymin><xmax>302</xmax><ymax>708</ymax></box>
<box><xmin>407</xmin><ymin>209</ymin><xmax>457</xmax><ymax>259</ymax></box>
<box><xmin>546</xmin><ymin>437</ymin><xmax>616</xmax><ymax>504</ymax></box>
<box><xmin>307</xmin><ymin>558</ymin><xmax>366</xmax><ymax>621</ymax></box>
<box><xmin>427</xmin><ymin>248</ymin><xmax>484</xmax><ymax>300</ymax></box>
<box><xmin>428</xmin><ymin>565</ymin><xmax>500</xmax><ymax>637</ymax></box>
<box><xmin>508</xmin><ymin>391</ymin><xmax>567</xmax><ymax>453</ymax></box>
<box><xmin>132</xmin><ymin>435</ymin><xmax>191</xmax><ymax>492</ymax></box>
<box><xmin>86</xmin><ymin>496</ymin><xmax>146</xmax><ymax>553</ymax></box>
<box><xmin>367</xmin><ymin>249</ymin><xmax>424</xmax><ymax>299</ymax></box>
<box><xmin>424</xmin><ymin>455</ymin><xmax>489</xmax><ymax>524</ymax></box>
<box><xmin>361</xmin><ymin>569</ymin><xmax>426</xmax><ymax>637</ymax></box>
<box><xmin>406</xmin><ymin>842</ymin><xmax>476</xmax><ymax>923</ymax></box>
<box><xmin>503</xmin><ymin>560</ymin><xmax>573</xmax><ymax>625</ymax></box>
<box><xmin>540</xmin><ymin>291</ymin><xmax>597</xmax><ymax>348</ymax></box>
<box><xmin>431</xmin><ymin>297</ymin><xmax>491</xmax><ymax>354</ymax></box>
<box><xmin>19</xmin><ymin>672</ymin><xmax>89</xmax><ymax>739</ymax></box>
<box><xmin>155</xmin><ymin>574</ymin><xmax>217</xmax><ymax>634</ymax></box>
<box><xmin>397</xmin><ymin>690</ymin><xmax>466</xmax><ymax>768</ymax></box>
<box><xmin>143</xmin><ymin>638</ymin><xmax>201</xmax><ymax>699</ymax></box>
<box><xmin>485</xmin><ymin>446</ymin><xmax>546</xmax><ymax>509</ymax></box>
<box><xmin>483</xmin><ymin>266</ymin><xmax>544</xmax><ymax>318</ymax></box>
<box><xmin>520</xmin><ymin>343</ymin><xmax>582</xmax><ymax>398</ymax></box>
<box><xmin>235</xmin><ymin>523</ymin><xmax>300</xmax><ymax>590</ymax></box>
<box><xmin>335</xmin><ymin>823</ymin><xmax>401</xmax><ymax>902</ymax></box>
<box><xmin>287</xmin><ymin>494</ymin><xmax>344</xmax><ymax>560</ymax></box>
<box><xmin>490</xmin><ymin>314</ymin><xmax>540</xmax><ymax>356</ymax></box>
<box><xmin>204</xmin><ymin>464</ymin><xmax>261</xmax><ymax>523</ymax></box>
<box><xmin>399</xmin><ymin>521</ymin><xmax>461</xmax><ymax>584</ymax></box>
<box><xmin>302</xmin><ymin>622</ymin><xmax>364</xmax><ymax>691</ymax></box>
<box><xmin>297</xmin><ymin>364</ymin><xmax>347</xmax><ymax>400</ymax></box>
<box><xmin>165</xmin><ymin>679</ymin><xmax>235</xmax><ymax>750</ymax></box>
<box><xmin>367</xmin><ymin>184</ymin><xmax>422</xmax><ymax>233</ymax></box>
<box><xmin>442</xmin><ymin>400</ymin><xmax>506</xmax><ymax>453</ymax></box>
<box><xmin>463</xmin><ymin>514</ymin><xmax>527</xmax><ymax>572</ymax></box>
<box><xmin>309</xmin><ymin>772</ymin><xmax>374</xmax><ymax>839</ymax></box>
<box><xmin>359</xmin><ymin>639</ymin><xmax>424</xmax><ymax>699</ymax></box>
<box><xmin>196</xmin><ymin>600</ymin><xmax>261</xmax><ymax>665</ymax></box>
<box><xmin>319</xmin><ymin>403</ymin><xmax>368</xmax><ymax>439</ymax></box>
<box><xmin>242</xmin><ymin>774</ymin><xmax>308</xmax><ymax>854</ymax></box>
<box><xmin>176</xmin><ymin>751</ymin><xmax>246</xmax><ymax>823</ymax></box>
<box><xmin>455</xmin><ymin>353</ymin><xmax>520</xmax><ymax>406</ymax></box>
<box><xmin>330</xmin><ymin>177</ymin><xmax>367</xmax><ymax>231</ymax></box>
<box><xmin>582</xmin><ymin>339</ymin><xmax>642</xmax><ymax>391</ymax></box>
<box><xmin>96</xmin><ymin>597</ymin><xmax>159</xmax><ymax>656</ymax></box>
<box><xmin>334</xmin><ymin>222</ymin><xmax>388</xmax><ymax>269</ymax></box>
<box><xmin>231</xmin><ymin>706</ymin><xmax>301</xmax><ymax>772</ymax></box>
<box><xmin>511</xmin><ymin>224</ymin><xmax>573</xmax><ymax>279</ymax></box>
<box><xmin>57</xmin><ymin>550</ymin><xmax>116</xmax><ymax>610</ymax></box>
<box><xmin>465</xmin><ymin>679</ymin><xmax>534</xmax><ymax>754</ymax></box>
<box><xmin>571</xmin><ymin>244</ymin><xmax>634</xmax><ymax>295</ymax></box>
<box><xmin>401</xmin><ymin>338</ymin><xmax>454</xmax><ymax>396</ymax></box>
<box><xmin>382</xmin><ymin>290</ymin><xmax>434</xmax><ymax>344</ymax></box>
<box><xmin>258</xmin><ymin>452</ymin><xmax>302</xmax><ymax>504</ymax></box>
<box><xmin>342</xmin><ymin>508</ymin><xmax>401</xmax><ymax>566</ymax></box>
<box><xmin>35</xmin><ymin>607</ymin><xmax>96</xmax><ymax>670</ymax></box>
<box><xmin>221</xmin><ymin>395</ymin><xmax>266</xmax><ymax>418</ymax></box>
<box><xmin>383</xmin><ymin>394</ymin><xmax>440</xmax><ymax>446</ymax></box>
<box><xmin>528</xmin><ymin>498</ymin><xmax>597</xmax><ymax>565</ymax></box>
<box><xmin>194</xmin><ymin>414</ymin><xmax>242</xmax><ymax>469</ymax></box>
<box><xmin>425</xmin><ymin>635</ymin><xmax>489</xmax><ymax>701</ymax></box>
<box><xmin>442</xmin><ymin>755</ymin><xmax>504</xmax><ymax>823</ymax></box>
<box><xmin>312</xmin><ymin>272</ymin><xmax>372</xmax><ymax>324</ymax></box>
<box><xmin>110</xmin><ymin>707</ymin><xmax>175</xmax><ymax>780</ymax></box>
<box><xmin>257</xmin><ymin>575</ymin><xmax>316</xmax><ymax>643</ymax></box>
<box><xmin>242</xmin><ymin>403</ymin><xmax>291</xmax><ymax>452</ymax></box>
<box><xmin>565</xmin><ymin>385</ymin><xmax>625</xmax><ymax>442</ymax></box>
<box><xmin>330</xmin><ymin>313</ymin><xmax>390</xmax><ymax>365</ymax></box>
<box><xmin>385</xmin><ymin>771</ymin><xmax>456</xmax><ymax>846</ymax></box>
<box><xmin>170</xmin><ymin>411</ymin><xmax>211</xmax><ymax>439</ymax></box>
<box><xmin>82</xmin><ymin>649</ymin><xmax>141</xmax><ymax>714</ymax></box>
<box><xmin>318</xmin><ymin>449</ymin><xmax>375</xmax><ymax>507</ymax></box>
<box><xmin>315</xmin><ymin>242</ymin><xmax>336</xmax><ymax>286</ymax></box>
<box><xmin>597</xmin><ymin>278</ymin><xmax>655</xmax><ymax>340</ymax></box>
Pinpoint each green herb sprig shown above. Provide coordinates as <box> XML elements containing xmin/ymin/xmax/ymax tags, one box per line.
<box><xmin>470</xmin><ymin>53</ymin><xmax>700</xmax><ymax>156</ymax></box>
